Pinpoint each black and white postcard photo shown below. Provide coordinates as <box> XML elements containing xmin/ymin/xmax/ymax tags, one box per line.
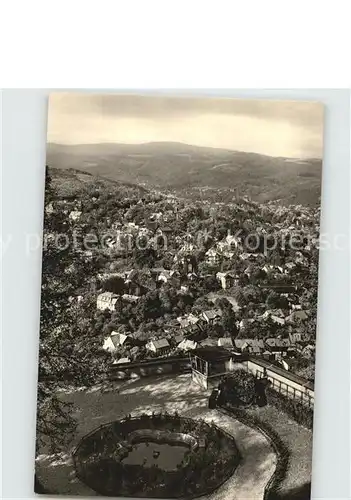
<box><xmin>35</xmin><ymin>94</ymin><xmax>324</xmax><ymax>500</ymax></box>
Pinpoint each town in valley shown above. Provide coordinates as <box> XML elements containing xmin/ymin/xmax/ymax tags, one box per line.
<box><xmin>44</xmin><ymin>165</ymin><xmax>319</xmax><ymax>383</ymax></box>
<box><xmin>36</xmin><ymin>96</ymin><xmax>323</xmax><ymax>500</ymax></box>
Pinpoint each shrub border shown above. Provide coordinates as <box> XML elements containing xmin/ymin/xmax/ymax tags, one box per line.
<box><xmin>218</xmin><ymin>405</ymin><xmax>290</xmax><ymax>500</ymax></box>
<box><xmin>266</xmin><ymin>387</ymin><xmax>314</xmax><ymax>430</ymax></box>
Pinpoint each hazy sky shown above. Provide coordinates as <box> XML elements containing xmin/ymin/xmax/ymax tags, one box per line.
<box><xmin>48</xmin><ymin>93</ymin><xmax>324</xmax><ymax>158</ymax></box>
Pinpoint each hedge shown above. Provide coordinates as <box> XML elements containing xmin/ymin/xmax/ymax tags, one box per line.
<box><xmin>219</xmin><ymin>405</ymin><xmax>290</xmax><ymax>500</ymax></box>
<box><xmin>266</xmin><ymin>388</ymin><xmax>314</xmax><ymax>430</ymax></box>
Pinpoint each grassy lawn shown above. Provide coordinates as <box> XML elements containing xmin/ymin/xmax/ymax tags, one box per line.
<box><xmin>247</xmin><ymin>404</ymin><xmax>312</xmax><ymax>498</ymax></box>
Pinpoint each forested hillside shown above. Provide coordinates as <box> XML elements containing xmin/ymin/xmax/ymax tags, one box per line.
<box><xmin>47</xmin><ymin>142</ymin><xmax>322</xmax><ymax>206</ymax></box>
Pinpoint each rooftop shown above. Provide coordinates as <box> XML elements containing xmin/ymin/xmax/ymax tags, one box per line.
<box><xmin>110</xmin><ymin>332</ymin><xmax>128</xmax><ymax>347</ymax></box>
<box><xmin>113</xmin><ymin>357</ymin><xmax>131</xmax><ymax>365</ymax></box>
<box><xmin>151</xmin><ymin>338</ymin><xmax>170</xmax><ymax>349</ymax></box>
<box><xmin>203</xmin><ymin>309</ymin><xmax>222</xmax><ymax>320</ymax></box>
<box><xmin>218</xmin><ymin>337</ymin><xmax>234</xmax><ymax>348</ymax></box>
<box><xmin>192</xmin><ymin>346</ymin><xmax>233</xmax><ymax>362</ymax></box>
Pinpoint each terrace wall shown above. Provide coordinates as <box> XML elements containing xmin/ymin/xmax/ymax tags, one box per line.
<box><xmin>109</xmin><ymin>356</ymin><xmax>191</xmax><ymax>380</ymax></box>
<box><xmin>108</xmin><ymin>355</ymin><xmax>314</xmax><ymax>409</ymax></box>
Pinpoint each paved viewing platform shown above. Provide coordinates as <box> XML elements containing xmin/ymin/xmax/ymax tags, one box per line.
<box><xmin>36</xmin><ymin>374</ymin><xmax>277</xmax><ymax>500</ymax></box>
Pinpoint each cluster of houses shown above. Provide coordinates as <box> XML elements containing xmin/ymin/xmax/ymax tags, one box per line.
<box><xmin>94</xmin><ymin>226</ymin><xmax>315</xmax><ymax>376</ymax></box>
<box><xmin>46</xmin><ymin>197</ymin><xmax>83</xmax><ymax>219</ymax></box>
<box><xmin>216</xmin><ymin>271</ymin><xmax>240</xmax><ymax>290</ymax></box>
<box><xmin>95</xmin><ymin>220</ymin><xmax>315</xmax><ymax>368</ymax></box>
<box><xmin>257</xmin><ymin>307</ymin><xmax>309</xmax><ymax>326</ymax></box>
<box><xmin>205</xmin><ymin>233</ymin><xmax>241</xmax><ymax>265</ymax></box>
<box><xmin>55</xmin><ymin>188</ymin><xmax>317</xmax><ymax>381</ymax></box>
<box><xmin>102</xmin><ymin>301</ymin><xmax>315</xmax><ymax>372</ymax></box>
<box><xmin>48</xmin><ymin>169</ymin><xmax>319</xmax><ymax>399</ymax></box>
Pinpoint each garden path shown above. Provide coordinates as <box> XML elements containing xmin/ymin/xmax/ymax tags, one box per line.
<box><xmin>36</xmin><ymin>374</ymin><xmax>276</xmax><ymax>499</ymax></box>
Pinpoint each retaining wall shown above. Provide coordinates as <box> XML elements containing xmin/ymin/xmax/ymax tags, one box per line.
<box><xmin>109</xmin><ymin>356</ymin><xmax>191</xmax><ymax>380</ymax></box>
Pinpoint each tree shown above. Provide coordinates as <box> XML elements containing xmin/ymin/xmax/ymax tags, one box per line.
<box><xmin>265</xmin><ymin>290</ymin><xmax>289</xmax><ymax>310</ymax></box>
<box><xmin>102</xmin><ymin>276</ymin><xmax>125</xmax><ymax>294</ymax></box>
<box><xmin>135</xmin><ymin>291</ymin><xmax>162</xmax><ymax>321</ymax></box>
<box><xmin>220</xmin><ymin>370</ymin><xmax>256</xmax><ymax>406</ymax></box>
<box><xmin>241</xmin><ymin>320</ymin><xmax>266</xmax><ymax>339</ymax></box>
<box><xmin>221</xmin><ymin>308</ymin><xmax>238</xmax><ymax>336</ymax></box>
<box><xmin>216</xmin><ymin>297</ymin><xmax>231</xmax><ymax>310</ymax></box>
<box><xmin>222</xmin><ymin>308</ymin><xmax>239</xmax><ymax>336</ymax></box>
<box><xmin>159</xmin><ymin>288</ymin><xmax>173</xmax><ymax>313</ymax></box>
<box><xmin>133</xmin><ymin>240</ymin><xmax>157</xmax><ymax>268</ymax></box>
<box><xmin>216</xmin><ymin>298</ymin><xmax>238</xmax><ymax>336</ymax></box>
<box><xmin>37</xmin><ymin>168</ymin><xmax>110</xmax><ymax>457</ymax></box>
<box><xmin>233</xmin><ymin>288</ymin><xmax>246</xmax><ymax>307</ymax></box>
<box><xmin>265</xmin><ymin>290</ymin><xmax>280</xmax><ymax>309</ymax></box>
<box><xmin>240</xmin><ymin>285</ymin><xmax>262</xmax><ymax>305</ymax></box>
<box><xmin>201</xmin><ymin>274</ymin><xmax>220</xmax><ymax>293</ymax></box>
<box><xmin>251</xmin><ymin>266</ymin><xmax>266</xmax><ymax>284</ymax></box>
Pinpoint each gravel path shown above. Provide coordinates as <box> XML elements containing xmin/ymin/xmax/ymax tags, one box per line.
<box><xmin>200</xmin><ymin>412</ymin><xmax>276</xmax><ymax>500</ymax></box>
<box><xmin>36</xmin><ymin>374</ymin><xmax>276</xmax><ymax>499</ymax></box>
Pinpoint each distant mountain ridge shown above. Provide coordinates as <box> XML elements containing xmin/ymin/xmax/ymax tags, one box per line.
<box><xmin>47</xmin><ymin>142</ymin><xmax>322</xmax><ymax>206</ymax></box>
